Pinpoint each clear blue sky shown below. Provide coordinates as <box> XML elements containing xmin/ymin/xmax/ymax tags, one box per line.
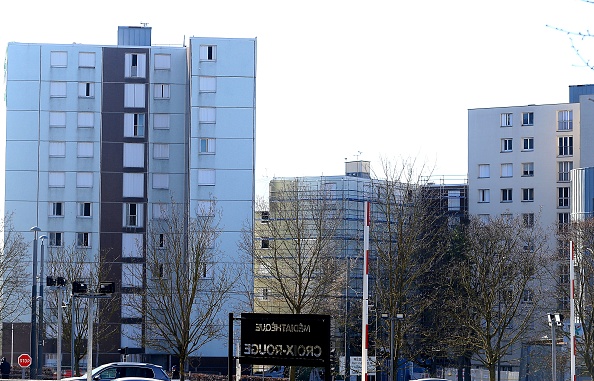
<box><xmin>2</xmin><ymin>0</ymin><xmax>594</xmax><ymax>197</ymax></box>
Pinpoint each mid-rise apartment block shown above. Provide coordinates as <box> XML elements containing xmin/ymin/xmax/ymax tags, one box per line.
<box><xmin>3</xmin><ymin>26</ymin><xmax>256</xmax><ymax>371</ymax></box>
<box><xmin>467</xmin><ymin>84</ymin><xmax>594</xmax><ymax>377</ymax></box>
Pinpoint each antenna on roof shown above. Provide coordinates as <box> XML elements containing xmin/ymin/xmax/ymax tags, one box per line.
<box><xmin>140</xmin><ymin>22</ymin><xmax>149</xmax><ymax>27</ymax></box>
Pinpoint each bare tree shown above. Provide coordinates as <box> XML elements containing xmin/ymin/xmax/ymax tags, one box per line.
<box><xmin>124</xmin><ymin>201</ymin><xmax>237</xmax><ymax>381</ymax></box>
<box><xmin>242</xmin><ymin>178</ymin><xmax>347</xmax><ymax>381</ymax></box>
<box><xmin>564</xmin><ymin>217</ymin><xmax>594</xmax><ymax>378</ymax></box>
<box><xmin>0</xmin><ymin>214</ymin><xmax>29</xmax><ymax>322</ymax></box>
<box><xmin>370</xmin><ymin>159</ymin><xmax>452</xmax><ymax>378</ymax></box>
<box><xmin>245</xmin><ymin>178</ymin><xmax>346</xmax><ymax>316</ymax></box>
<box><xmin>44</xmin><ymin>244</ymin><xmax>118</xmax><ymax>375</ymax></box>
<box><xmin>444</xmin><ymin>215</ymin><xmax>548</xmax><ymax>381</ymax></box>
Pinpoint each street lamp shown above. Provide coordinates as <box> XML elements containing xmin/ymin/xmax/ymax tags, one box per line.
<box><xmin>381</xmin><ymin>312</ymin><xmax>404</xmax><ymax>381</ymax></box>
<box><xmin>38</xmin><ymin>235</ymin><xmax>47</xmax><ymax>377</ymax></box>
<box><xmin>548</xmin><ymin>312</ymin><xmax>564</xmax><ymax>381</ymax></box>
<box><xmin>30</xmin><ymin>226</ymin><xmax>41</xmax><ymax>379</ymax></box>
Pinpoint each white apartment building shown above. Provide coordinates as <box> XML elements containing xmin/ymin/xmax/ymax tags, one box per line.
<box><xmin>467</xmin><ymin>84</ymin><xmax>594</xmax><ymax>377</ymax></box>
<box><xmin>3</xmin><ymin>26</ymin><xmax>256</xmax><ymax>372</ymax></box>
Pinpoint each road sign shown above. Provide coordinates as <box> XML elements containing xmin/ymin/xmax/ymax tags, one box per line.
<box><xmin>17</xmin><ymin>354</ymin><xmax>31</xmax><ymax>368</ymax></box>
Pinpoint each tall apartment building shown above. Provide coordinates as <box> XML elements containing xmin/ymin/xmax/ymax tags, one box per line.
<box><xmin>3</xmin><ymin>26</ymin><xmax>256</xmax><ymax>371</ymax></box>
<box><xmin>467</xmin><ymin>84</ymin><xmax>594</xmax><ymax>376</ymax></box>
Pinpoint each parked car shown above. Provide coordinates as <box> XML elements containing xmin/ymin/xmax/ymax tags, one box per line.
<box><xmin>53</xmin><ymin>369</ymin><xmax>73</xmax><ymax>379</ymax></box>
<box><xmin>62</xmin><ymin>362</ymin><xmax>170</xmax><ymax>381</ymax></box>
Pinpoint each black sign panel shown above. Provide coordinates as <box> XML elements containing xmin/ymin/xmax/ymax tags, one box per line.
<box><xmin>240</xmin><ymin>313</ymin><xmax>331</xmax><ymax>367</ymax></box>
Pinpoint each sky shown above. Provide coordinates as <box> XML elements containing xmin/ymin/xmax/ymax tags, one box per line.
<box><xmin>2</xmin><ymin>0</ymin><xmax>594</xmax><ymax>198</ymax></box>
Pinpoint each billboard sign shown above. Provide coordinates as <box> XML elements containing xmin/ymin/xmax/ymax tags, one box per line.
<box><xmin>240</xmin><ymin>313</ymin><xmax>331</xmax><ymax>367</ymax></box>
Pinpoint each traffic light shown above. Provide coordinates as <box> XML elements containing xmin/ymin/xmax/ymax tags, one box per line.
<box><xmin>72</xmin><ymin>281</ymin><xmax>88</xmax><ymax>294</ymax></box>
<box><xmin>57</xmin><ymin>277</ymin><xmax>66</xmax><ymax>286</ymax></box>
<box><xmin>99</xmin><ymin>282</ymin><xmax>115</xmax><ymax>294</ymax></box>
<box><xmin>118</xmin><ymin>347</ymin><xmax>129</xmax><ymax>355</ymax></box>
<box><xmin>46</xmin><ymin>276</ymin><xmax>56</xmax><ymax>287</ymax></box>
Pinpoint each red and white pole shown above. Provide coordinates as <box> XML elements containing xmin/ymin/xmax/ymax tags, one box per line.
<box><xmin>361</xmin><ymin>201</ymin><xmax>370</xmax><ymax>381</ymax></box>
<box><xmin>570</xmin><ymin>240</ymin><xmax>576</xmax><ymax>381</ymax></box>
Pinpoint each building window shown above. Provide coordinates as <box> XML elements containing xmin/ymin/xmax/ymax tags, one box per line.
<box><xmin>501</xmin><ymin>163</ymin><xmax>513</xmax><ymax>178</ymax></box>
<box><xmin>522</xmin><ymin>137</ymin><xmax>534</xmax><ymax>151</ymax></box>
<box><xmin>199</xmin><ymin>76</ymin><xmax>216</xmax><ymax>92</ymax></box>
<box><xmin>49</xmin><ymin>112</ymin><xmax>66</xmax><ymax>127</ymax></box>
<box><xmin>261</xmin><ymin>239</ymin><xmax>270</xmax><ymax>249</ymax></box>
<box><xmin>48</xmin><ymin>172</ymin><xmax>65</xmax><ymax>188</ymax></box>
<box><xmin>122</xmin><ymin>233</ymin><xmax>143</xmax><ymax>258</ymax></box>
<box><xmin>77</xmin><ymin>112</ymin><xmax>94</xmax><ymax>128</ymax></box>
<box><xmin>197</xmin><ymin>169</ymin><xmax>215</xmax><ymax>185</ymax></box>
<box><xmin>49</xmin><ymin>202</ymin><xmax>64</xmax><ymax>217</ymax></box>
<box><xmin>49</xmin><ymin>232</ymin><xmax>63</xmax><ymax>247</ymax></box>
<box><xmin>261</xmin><ymin>211</ymin><xmax>270</xmax><ymax>222</ymax></box>
<box><xmin>500</xmin><ymin>113</ymin><xmax>512</xmax><ymax>127</ymax></box>
<box><xmin>522</xmin><ymin>213</ymin><xmax>535</xmax><ymax>228</ymax></box>
<box><xmin>152</xmin><ymin>203</ymin><xmax>169</xmax><ymax>219</ymax></box>
<box><xmin>558</xmin><ymin>136</ymin><xmax>573</xmax><ymax>156</ymax></box>
<box><xmin>152</xmin><ymin>174</ymin><xmax>169</xmax><ymax>189</ymax></box>
<box><xmin>522</xmin><ymin>162</ymin><xmax>534</xmax><ymax>177</ymax></box>
<box><xmin>123</xmin><ymin>143</ymin><xmax>144</xmax><ymax>168</ymax></box>
<box><xmin>50</xmin><ymin>82</ymin><xmax>67</xmax><ymax>97</ymax></box>
<box><xmin>479</xmin><ymin>214</ymin><xmax>490</xmax><ymax>223</ymax></box>
<box><xmin>153</xmin><ymin>144</ymin><xmax>169</xmax><ymax>159</ymax></box>
<box><xmin>522</xmin><ymin>112</ymin><xmax>534</xmax><ymax>126</ymax></box>
<box><xmin>125</xmin><ymin>53</ymin><xmax>146</xmax><ymax>78</ymax></box>
<box><xmin>76</xmin><ymin>233</ymin><xmax>91</xmax><ymax>248</ymax></box>
<box><xmin>78</xmin><ymin>52</ymin><xmax>96</xmax><ymax>68</ymax></box>
<box><xmin>159</xmin><ymin>234</ymin><xmax>165</xmax><ymax>248</ymax></box>
<box><xmin>154</xmin><ymin>114</ymin><xmax>170</xmax><ymax>129</ymax></box>
<box><xmin>78</xmin><ymin>202</ymin><xmax>92</xmax><ymax>217</ymax></box>
<box><xmin>478</xmin><ymin>164</ymin><xmax>490</xmax><ymax>178</ymax></box>
<box><xmin>154</xmin><ymin>84</ymin><xmax>170</xmax><ymax>99</ymax></box>
<box><xmin>124</xmin><ymin>203</ymin><xmax>143</xmax><ymax>227</ymax></box>
<box><xmin>501</xmin><ymin>138</ymin><xmax>513</xmax><ymax>152</ymax></box>
<box><xmin>523</xmin><ymin>289</ymin><xmax>534</xmax><ymax>303</ymax></box>
<box><xmin>78</xmin><ymin>82</ymin><xmax>94</xmax><ymax>98</ymax></box>
<box><xmin>198</xmin><ymin>107</ymin><xmax>216</xmax><ymax>123</ymax></box>
<box><xmin>559</xmin><ymin>264</ymin><xmax>570</xmax><ymax>284</ymax></box>
<box><xmin>522</xmin><ymin>188</ymin><xmax>534</xmax><ymax>202</ymax></box>
<box><xmin>558</xmin><ymin>212</ymin><xmax>570</xmax><ymax>232</ymax></box>
<box><xmin>501</xmin><ymin>188</ymin><xmax>512</xmax><ymax>203</ymax></box>
<box><xmin>124</xmin><ymin>113</ymin><xmax>145</xmax><ymax>137</ymax></box>
<box><xmin>123</xmin><ymin>173</ymin><xmax>144</xmax><ymax>198</ymax></box>
<box><xmin>50</xmin><ymin>51</ymin><xmax>67</xmax><ymax>67</ymax></box>
<box><xmin>558</xmin><ymin>110</ymin><xmax>573</xmax><ymax>131</ymax></box>
<box><xmin>154</xmin><ymin>54</ymin><xmax>171</xmax><ymax>70</ymax></box>
<box><xmin>478</xmin><ymin>189</ymin><xmax>490</xmax><ymax>203</ymax></box>
<box><xmin>124</xmin><ymin>84</ymin><xmax>146</xmax><ymax>108</ymax></box>
<box><xmin>196</xmin><ymin>201</ymin><xmax>215</xmax><ymax>217</ymax></box>
<box><xmin>77</xmin><ymin>142</ymin><xmax>94</xmax><ymax>158</ymax></box>
<box><xmin>199</xmin><ymin>138</ymin><xmax>216</xmax><ymax>154</ymax></box>
<box><xmin>200</xmin><ymin>45</ymin><xmax>217</xmax><ymax>61</ymax></box>
<box><xmin>558</xmin><ymin>187</ymin><xmax>570</xmax><ymax>208</ymax></box>
<box><xmin>49</xmin><ymin>142</ymin><xmax>66</xmax><ymax>157</ymax></box>
<box><xmin>76</xmin><ymin>172</ymin><xmax>93</xmax><ymax>188</ymax></box>
<box><xmin>558</xmin><ymin>240</ymin><xmax>570</xmax><ymax>259</ymax></box>
<box><xmin>558</xmin><ymin>161</ymin><xmax>573</xmax><ymax>182</ymax></box>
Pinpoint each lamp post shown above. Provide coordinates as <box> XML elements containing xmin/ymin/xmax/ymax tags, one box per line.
<box><xmin>30</xmin><ymin>226</ymin><xmax>41</xmax><ymax>379</ymax></box>
<box><xmin>38</xmin><ymin>235</ymin><xmax>47</xmax><ymax>377</ymax></box>
<box><xmin>381</xmin><ymin>312</ymin><xmax>404</xmax><ymax>381</ymax></box>
<box><xmin>548</xmin><ymin>312</ymin><xmax>564</xmax><ymax>381</ymax></box>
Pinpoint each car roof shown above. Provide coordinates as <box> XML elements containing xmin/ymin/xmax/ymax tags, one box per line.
<box><xmin>104</xmin><ymin>363</ymin><xmax>163</xmax><ymax>367</ymax></box>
